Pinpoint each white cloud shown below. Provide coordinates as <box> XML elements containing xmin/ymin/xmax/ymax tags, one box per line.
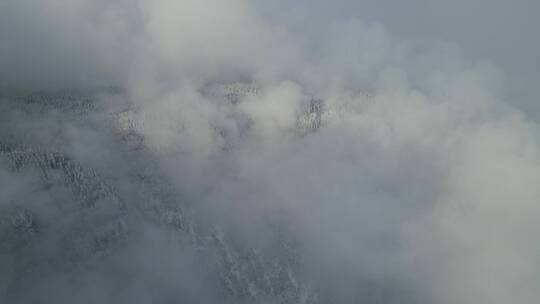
<box><xmin>1</xmin><ymin>1</ymin><xmax>540</xmax><ymax>303</ymax></box>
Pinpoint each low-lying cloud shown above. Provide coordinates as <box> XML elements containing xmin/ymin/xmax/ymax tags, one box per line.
<box><xmin>1</xmin><ymin>1</ymin><xmax>540</xmax><ymax>303</ymax></box>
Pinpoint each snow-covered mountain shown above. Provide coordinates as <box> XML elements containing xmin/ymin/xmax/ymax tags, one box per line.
<box><xmin>0</xmin><ymin>87</ymin><xmax>320</xmax><ymax>304</ymax></box>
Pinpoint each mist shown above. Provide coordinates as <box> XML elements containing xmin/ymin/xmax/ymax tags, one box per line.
<box><xmin>1</xmin><ymin>1</ymin><xmax>540</xmax><ymax>303</ymax></box>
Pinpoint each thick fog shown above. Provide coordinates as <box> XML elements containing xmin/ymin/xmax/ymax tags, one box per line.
<box><xmin>1</xmin><ymin>1</ymin><xmax>540</xmax><ymax>303</ymax></box>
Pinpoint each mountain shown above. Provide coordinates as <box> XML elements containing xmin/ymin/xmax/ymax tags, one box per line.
<box><xmin>0</xmin><ymin>86</ymin><xmax>319</xmax><ymax>304</ymax></box>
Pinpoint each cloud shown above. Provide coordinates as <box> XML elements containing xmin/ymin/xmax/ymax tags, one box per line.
<box><xmin>1</xmin><ymin>1</ymin><xmax>540</xmax><ymax>303</ymax></box>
